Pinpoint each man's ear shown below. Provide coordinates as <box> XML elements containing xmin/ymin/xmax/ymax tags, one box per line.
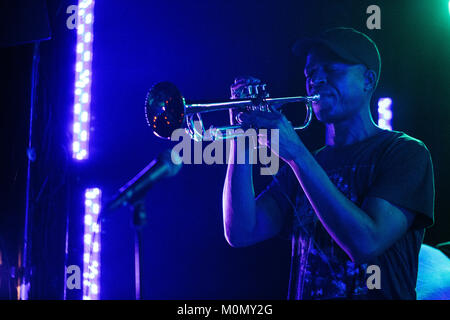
<box><xmin>364</xmin><ymin>69</ymin><xmax>377</xmax><ymax>92</ymax></box>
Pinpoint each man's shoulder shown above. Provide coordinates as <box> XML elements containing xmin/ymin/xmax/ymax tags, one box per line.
<box><xmin>382</xmin><ymin>130</ymin><xmax>430</xmax><ymax>157</ymax></box>
<box><xmin>311</xmin><ymin>129</ymin><xmax>427</xmax><ymax>155</ymax></box>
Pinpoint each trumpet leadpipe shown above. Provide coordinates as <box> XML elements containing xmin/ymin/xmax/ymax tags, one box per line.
<box><xmin>185</xmin><ymin>94</ymin><xmax>320</xmax><ymax>114</ymax></box>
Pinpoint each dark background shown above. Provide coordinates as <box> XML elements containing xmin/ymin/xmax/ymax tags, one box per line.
<box><xmin>0</xmin><ymin>0</ymin><xmax>449</xmax><ymax>299</ymax></box>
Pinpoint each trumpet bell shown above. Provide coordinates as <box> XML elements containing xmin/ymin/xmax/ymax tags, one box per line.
<box><xmin>145</xmin><ymin>82</ymin><xmax>186</xmax><ymax>139</ymax></box>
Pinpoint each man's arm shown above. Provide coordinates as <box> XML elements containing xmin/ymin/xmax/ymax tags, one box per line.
<box><xmin>287</xmin><ymin>146</ymin><xmax>415</xmax><ymax>263</ymax></box>
<box><xmin>240</xmin><ymin>110</ymin><xmax>418</xmax><ymax>263</ymax></box>
<box><xmin>222</xmin><ymin>140</ymin><xmax>285</xmax><ymax>247</ymax></box>
<box><xmin>223</xmin><ymin>76</ymin><xmax>287</xmax><ymax>247</ymax></box>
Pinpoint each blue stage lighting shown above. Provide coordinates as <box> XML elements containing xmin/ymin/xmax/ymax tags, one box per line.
<box><xmin>72</xmin><ymin>0</ymin><xmax>95</xmax><ymax>160</ymax></box>
<box><xmin>83</xmin><ymin>188</ymin><xmax>101</xmax><ymax>300</ymax></box>
<box><xmin>377</xmin><ymin>97</ymin><xmax>393</xmax><ymax>130</ymax></box>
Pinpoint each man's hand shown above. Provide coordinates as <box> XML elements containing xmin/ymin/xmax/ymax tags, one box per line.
<box><xmin>230</xmin><ymin>76</ymin><xmax>262</xmax><ymax>99</ymax></box>
<box><xmin>229</xmin><ymin>76</ymin><xmax>308</xmax><ymax>163</ymax></box>
<box><xmin>229</xmin><ymin>76</ymin><xmax>262</xmax><ymax>125</ymax></box>
<box><xmin>239</xmin><ymin>109</ymin><xmax>307</xmax><ymax>164</ymax></box>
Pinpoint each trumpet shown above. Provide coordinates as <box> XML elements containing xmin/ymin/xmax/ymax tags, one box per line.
<box><xmin>144</xmin><ymin>81</ymin><xmax>320</xmax><ymax>140</ymax></box>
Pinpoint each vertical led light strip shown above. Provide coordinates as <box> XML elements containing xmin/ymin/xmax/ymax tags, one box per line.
<box><xmin>73</xmin><ymin>0</ymin><xmax>95</xmax><ymax>160</ymax></box>
<box><xmin>377</xmin><ymin>97</ymin><xmax>393</xmax><ymax>130</ymax></box>
<box><xmin>83</xmin><ymin>188</ymin><xmax>101</xmax><ymax>300</ymax></box>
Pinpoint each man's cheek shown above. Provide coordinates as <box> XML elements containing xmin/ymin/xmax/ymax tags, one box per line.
<box><xmin>305</xmin><ymin>83</ymin><xmax>311</xmax><ymax>95</ymax></box>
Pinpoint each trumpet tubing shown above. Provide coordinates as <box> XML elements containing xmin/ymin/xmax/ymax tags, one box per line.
<box><xmin>145</xmin><ymin>81</ymin><xmax>319</xmax><ymax>140</ymax></box>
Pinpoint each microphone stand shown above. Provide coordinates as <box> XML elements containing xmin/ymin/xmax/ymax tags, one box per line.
<box><xmin>130</xmin><ymin>199</ymin><xmax>147</xmax><ymax>300</ymax></box>
<box><xmin>104</xmin><ymin>149</ymin><xmax>181</xmax><ymax>300</ymax></box>
<box><xmin>101</xmin><ymin>195</ymin><xmax>148</xmax><ymax>300</ymax></box>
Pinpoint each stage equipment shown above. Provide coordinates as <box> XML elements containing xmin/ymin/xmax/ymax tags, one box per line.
<box><xmin>104</xmin><ymin>149</ymin><xmax>182</xmax><ymax>300</ymax></box>
<box><xmin>105</xmin><ymin>149</ymin><xmax>181</xmax><ymax>211</ymax></box>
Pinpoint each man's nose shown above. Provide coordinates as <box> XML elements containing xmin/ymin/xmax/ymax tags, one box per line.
<box><xmin>310</xmin><ymin>70</ymin><xmax>327</xmax><ymax>87</ymax></box>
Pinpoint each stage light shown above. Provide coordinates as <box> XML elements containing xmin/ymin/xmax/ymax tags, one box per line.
<box><xmin>75</xmin><ymin>62</ymin><xmax>82</xmax><ymax>73</ymax></box>
<box><xmin>81</xmin><ymin>130</ymin><xmax>88</xmax><ymax>141</ymax></box>
<box><xmin>83</xmin><ymin>51</ymin><xmax>91</xmax><ymax>61</ymax></box>
<box><xmin>84</xmin><ymin>32</ymin><xmax>92</xmax><ymax>43</ymax></box>
<box><xmin>84</xmin><ymin>214</ymin><xmax>92</xmax><ymax>225</ymax></box>
<box><xmin>91</xmin><ymin>284</ymin><xmax>99</xmax><ymax>295</ymax></box>
<box><xmin>92</xmin><ymin>203</ymin><xmax>100</xmax><ymax>214</ymax></box>
<box><xmin>73</xmin><ymin>141</ymin><xmax>80</xmax><ymax>153</ymax></box>
<box><xmin>81</xmin><ymin>92</ymin><xmax>89</xmax><ymax>104</ymax></box>
<box><xmin>92</xmin><ymin>223</ymin><xmax>100</xmax><ymax>233</ymax></box>
<box><xmin>84</xmin><ymin>234</ymin><xmax>92</xmax><ymax>245</ymax></box>
<box><xmin>77</xmin><ymin>23</ymin><xmax>85</xmax><ymax>35</ymax></box>
<box><xmin>72</xmin><ymin>0</ymin><xmax>95</xmax><ymax>160</ymax></box>
<box><xmin>85</xmin><ymin>13</ymin><xmax>93</xmax><ymax>24</ymax></box>
<box><xmin>377</xmin><ymin>97</ymin><xmax>393</xmax><ymax>130</ymax></box>
<box><xmin>83</xmin><ymin>188</ymin><xmax>101</xmax><ymax>300</ymax></box>
<box><xmin>73</xmin><ymin>123</ymin><xmax>81</xmax><ymax>133</ymax></box>
<box><xmin>81</xmin><ymin>111</ymin><xmax>88</xmax><ymax>122</ymax></box>
<box><xmin>76</xmin><ymin>43</ymin><xmax>84</xmax><ymax>53</ymax></box>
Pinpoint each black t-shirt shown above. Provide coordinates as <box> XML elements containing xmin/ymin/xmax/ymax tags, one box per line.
<box><xmin>262</xmin><ymin>129</ymin><xmax>435</xmax><ymax>300</ymax></box>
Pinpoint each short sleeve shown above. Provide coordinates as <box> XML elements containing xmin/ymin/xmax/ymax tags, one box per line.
<box><xmin>256</xmin><ymin>164</ymin><xmax>298</xmax><ymax>218</ymax></box>
<box><xmin>367</xmin><ymin>137</ymin><xmax>435</xmax><ymax>229</ymax></box>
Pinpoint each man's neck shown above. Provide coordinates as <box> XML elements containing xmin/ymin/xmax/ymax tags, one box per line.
<box><xmin>325</xmin><ymin>108</ymin><xmax>383</xmax><ymax>147</ymax></box>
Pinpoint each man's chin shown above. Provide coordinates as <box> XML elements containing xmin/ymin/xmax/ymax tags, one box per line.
<box><xmin>316</xmin><ymin>109</ymin><xmax>347</xmax><ymax>124</ymax></box>
<box><xmin>316</xmin><ymin>115</ymin><xmax>334</xmax><ymax>124</ymax></box>
<box><xmin>313</xmin><ymin>101</ymin><xmax>342</xmax><ymax>123</ymax></box>
<box><xmin>314</xmin><ymin>106</ymin><xmax>332</xmax><ymax>123</ymax></box>
<box><xmin>317</xmin><ymin>112</ymin><xmax>349</xmax><ymax>125</ymax></box>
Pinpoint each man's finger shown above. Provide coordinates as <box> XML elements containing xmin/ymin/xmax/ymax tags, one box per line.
<box><xmin>233</xmin><ymin>76</ymin><xmax>260</xmax><ymax>85</ymax></box>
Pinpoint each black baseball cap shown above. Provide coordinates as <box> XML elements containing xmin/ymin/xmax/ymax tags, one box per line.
<box><xmin>292</xmin><ymin>27</ymin><xmax>381</xmax><ymax>86</ymax></box>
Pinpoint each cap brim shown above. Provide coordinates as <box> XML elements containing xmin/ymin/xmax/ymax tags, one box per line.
<box><xmin>292</xmin><ymin>37</ymin><xmax>362</xmax><ymax>66</ymax></box>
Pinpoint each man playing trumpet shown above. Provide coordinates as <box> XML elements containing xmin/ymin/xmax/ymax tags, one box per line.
<box><xmin>223</xmin><ymin>27</ymin><xmax>434</xmax><ymax>300</ymax></box>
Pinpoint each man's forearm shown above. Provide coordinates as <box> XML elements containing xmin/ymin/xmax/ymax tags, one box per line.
<box><xmin>222</xmin><ymin>141</ymin><xmax>257</xmax><ymax>245</ymax></box>
<box><xmin>287</xmin><ymin>144</ymin><xmax>378</xmax><ymax>262</ymax></box>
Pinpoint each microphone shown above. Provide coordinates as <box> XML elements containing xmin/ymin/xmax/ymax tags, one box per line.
<box><xmin>105</xmin><ymin>149</ymin><xmax>182</xmax><ymax>211</ymax></box>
